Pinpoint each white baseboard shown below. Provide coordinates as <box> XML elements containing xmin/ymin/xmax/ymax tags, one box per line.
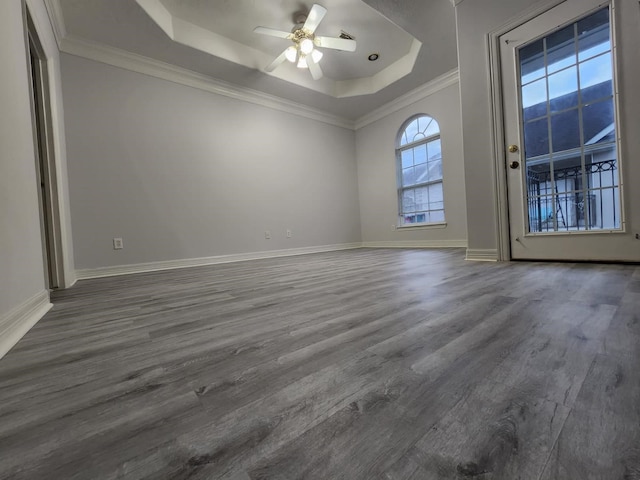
<box><xmin>361</xmin><ymin>240</ymin><xmax>467</xmax><ymax>249</ymax></box>
<box><xmin>465</xmin><ymin>248</ymin><xmax>499</xmax><ymax>262</ymax></box>
<box><xmin>0</xmin><ymin>290</ymin><xmax>52</xmax><ymax>360</ymax></box>
<box><xmin>75</xmin><ymin>243</ymin><xmax>362</xmax><ymax>279</ymax></box>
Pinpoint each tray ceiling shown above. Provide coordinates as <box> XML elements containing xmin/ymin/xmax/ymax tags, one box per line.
<box><xmin>52</xmin><ymin>0</ymin><xmax>459</xmax><ymax>122</ymax></box>
<box><xmin>137</xmin><ymin>0</ymin><xmax>420</xmax><ymax>97</ymax></box>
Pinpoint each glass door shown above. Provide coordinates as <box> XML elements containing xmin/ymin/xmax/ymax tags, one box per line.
<box><xmin>501</xmin><ymin>1</ymin><xmax>627</xmax><ymax>261</ymax></box>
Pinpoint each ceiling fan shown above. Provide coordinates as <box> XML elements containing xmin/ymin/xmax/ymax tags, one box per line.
<box><xmin>254</xmin><ymin>4</ymin><xmax>357</xmax><ymax>80</ymax></box>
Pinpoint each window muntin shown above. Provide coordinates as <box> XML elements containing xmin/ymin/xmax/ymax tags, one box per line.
<box><xmin>518</xmin><ymin>6</ymin><xmax>620</xmax><ymax>233</ymax></box>
<box><xmin>396</xmin><ymin>116</ymin><xmax>445</xmax><ymax>225</ymax></box>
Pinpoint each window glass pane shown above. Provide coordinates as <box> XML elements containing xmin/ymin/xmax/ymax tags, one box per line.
<box><xmin>404</xmin><ymin>119</ymin><xmax>419</xmax><ymax>145</ymax></box>
<box><xmin>414</xmin><ymin>163</ymin><xmax>428</xmax><ymax>184</ymax></box>
<box><xmin>586</xmin><ymin>145</ymin><xmax>617</xmax><ymax>188</ymax></box>
<box><xmin>416</xmin><ymin>213</ymin><xmax>426</xmax><ymax>223</ymax></box>
<box><xmin>524</xmin><ymin>117</ymin><xmax>549</xmax><ymax>157</ymax></box>
<box><xmin>414</xmin><ymin>186</ymin><xmax>429</xmax><ymax>211</ymax></box>
<box><xmin>578</xmin><ymin>39</ymin><xmax>610</xmax><ymax>63</ymax></box>
<box><xmin>579</xmin><ymin>53</ymin><xmax>612</xmax><ymax>103</ymax></box>
<box><xmin>413</xmin><ymin>144</ymin><xmax>427</xmax><ymax>165</ymax></box>
<box><xmin>428</xmin><ymin>183</ymin><xmax>443</xmax><ymax>203</ymax></box>
<box><xmin>522</xmin><ymin>78</ymin><xmax>547</xmax><ymax>121</ymax></box>
<box><xmin>578</xmin><ymin>7</ymin><xmax>610</xmax><ymax>62</ymax></box>
<box><xmin>402</xmin><ymin>189</ymin><xmax>415</xmax><ymax>213</ymax></box>
<box><xmin>551</xmin><ymin>109</ymin><xmax>580</xmax><ymax>152</ymax></box>
<box><xmin>583</xmin><ymin>99</ymin><xmax>614</xmax><ymax>145</ymax></box>
<box><xmin>417</xmin><ymin>116</ymin><xmax>431</xmax><ymax>136</ymax></box>
<box><xmin>423</xmin><ymin>119</ymin><xmax>440</xmax><ymax>137</ymax></box>
<box><xmin>401</xmin><ymin>149</ymin><xmax>413</xmax><ymax>169</ymax></box>
<box><xmin>548</xmin><ymin>66</ymin><xmax>578</xmax><ymax>112</ymax></box>
<box><xmin>402</xmin><ymin>167</ymin><xmax>416</xmax><ymax>187</ymax></box>
<box><xmin>546</xmin><ymin>23</ymin><xmax>576</xmax><ymax>74</ymax></box>
<box><xmin>520</xmin><ymin>38</ymin><xmax>545</xmax><ymax>84</ymax></box>
<box><xmin>427</xmin><ymin>160</ymin><xmax>442</xmax><ymax>182</ymax></box>
<box><xmin>528</xmin><ymin>194</ymin><xmax>553</xmax><ymax>232</ymax></box>
<box><xmin>427</xmin><ymin>139</ymin><xmax>442</xmax><ymax>161</ymax></box>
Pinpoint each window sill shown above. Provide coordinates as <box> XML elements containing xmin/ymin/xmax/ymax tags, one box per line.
<box><xmin>396</xmin><ymin>222</ymin><xmax>447</xmax><ymax>231</ymax></box>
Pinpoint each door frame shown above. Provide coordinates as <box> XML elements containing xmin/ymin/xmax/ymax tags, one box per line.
<box><xmin>487</xmin><ymin>0</ymin><xmax>569</xmax><ymax>261</ymax></box>
<box><xmin>23</xmin><ymin>1</ymin><xmax>65</xmax><ymax>288</ymax></box>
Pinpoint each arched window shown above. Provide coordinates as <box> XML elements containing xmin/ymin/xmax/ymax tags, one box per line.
<box><xmin>396</xmin><ymin>115</ymin><xmax>445</xmax><ymax>225</ymax></box>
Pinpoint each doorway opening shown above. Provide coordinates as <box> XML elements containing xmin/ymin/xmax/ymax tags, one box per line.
<box><xmin>25</xmin><ymin>4</ymin><xmax>64</xmax><ymax>289</ymax></box>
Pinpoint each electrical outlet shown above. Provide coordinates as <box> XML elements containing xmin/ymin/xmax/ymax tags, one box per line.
<box><xmin>286</xmin><ymin>229</ymin><xmax>292</xmax><ymax>238</ymax></box>
<box><xmin>265</xmin><ymin>230</ymin><xmax>271</xmax><ymax>239</ymax></box>
<box><xmin>113</xmin><ymin>237</ymin><xmax>124</xmax><ymax>250</ymax></box>
<box><xmin>635</xmin><ymin>233</ymin><xmax>639</xmax><ymax>240</ymax></box>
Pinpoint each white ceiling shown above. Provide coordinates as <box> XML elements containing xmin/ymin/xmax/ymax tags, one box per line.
<box><xmin>52</xmin><ymin>0</ymin><xmax>458</xmax><ymax>122</ymax></box>
<box><xmin>136</xmin><ymin>0</ymin><xmax>421</xmax><ymax>97</ymax></box>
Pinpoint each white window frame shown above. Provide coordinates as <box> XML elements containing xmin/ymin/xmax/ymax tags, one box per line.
<box><xmin>396</xmin><ymin>115</ymin><xmax>445</xmax><ymax>227</ymax></box>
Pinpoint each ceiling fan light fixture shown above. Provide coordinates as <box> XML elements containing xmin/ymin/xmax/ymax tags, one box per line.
<box><xmin>311</xmin><ymin>49</ymin><xmax>323</xmax><ymax>63</ymax></box>
<box><xmin>299</xmin><ymin>38</ymin><xmax>314</xmax><ymax>55</ymax></box>
<box><xmin>254</xmin><ymin>3</ymin><xmax>353</xmax><ymax>80</ymax></box>
<box><xmin>285</xmin><ymin>46</ymin><xmax>298</xmax><ymax>63</ymax></box>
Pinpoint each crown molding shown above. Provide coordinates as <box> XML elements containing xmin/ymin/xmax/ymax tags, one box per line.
<box><xmin>59</xmin><ymin>35</ymin><xmax>356</xmax><ymax>130</ymax></box>
<box><xmin>354</xmin><ymin>68</ymin><xmax>459</xmax><ymax>130</ymax></box>
<box><xmin>42</xmin><ymin>0</ymin><xmax>66</xmax><ymax>49</ymax></box>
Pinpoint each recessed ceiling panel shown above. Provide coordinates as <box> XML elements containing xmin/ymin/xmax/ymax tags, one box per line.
<box><xmin>137</xmin><ymin>0</ymin><xmax>421</xmax><ymax>96</ymax></box>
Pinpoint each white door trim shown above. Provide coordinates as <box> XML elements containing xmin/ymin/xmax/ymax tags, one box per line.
<box><xmin>24</xmin><ymin>1</ymin><xmax>71</xmax><ymax>288</ymax></box>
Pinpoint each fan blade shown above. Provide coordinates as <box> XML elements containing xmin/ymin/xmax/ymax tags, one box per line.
<box><xmin>315</xmin><ymin>36</ymin><xmax>356</xmax><ymax>52</ymax></box>
<box><xmin>306</xmin><ymin>54</ymin><xmax>324</xmax><ymax>80</ymax></box>
<box><xmin>253</xmin><ymin>26</ymin><xmax>293</xmax><ymax>39</ymax></box>
<box><xmin>265</xmin><ymin>48</ymin><xmax>289</xmax><ymax>72</ymax></box>
<box><xmin>302</xmin><ymin>4</ymin><xmax>327</xmax><ymax>34</ymax></box>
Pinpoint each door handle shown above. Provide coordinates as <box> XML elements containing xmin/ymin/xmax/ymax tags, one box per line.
<box><xmin>509</xmin><ymin>160</ymin><xmax>520</xmax><ymax>169</ymax></box>
<box><xmin>508</xmin><ymin>144</ymin><xmax>519</xmax><ymax>153</ymax></box>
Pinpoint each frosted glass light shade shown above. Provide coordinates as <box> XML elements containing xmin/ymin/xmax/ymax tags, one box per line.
<box><xmin>285</xmin><ymin>46</ymin><xmax>297</xmax><ymax>63</ymax></box>
<box><xmin>300</xmin><ymin>38</ymin><xmax>314</xmax><ymax>55</ymax></box>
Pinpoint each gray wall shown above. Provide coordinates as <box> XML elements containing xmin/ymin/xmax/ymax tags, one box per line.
<box><xmin>456</xmin><ymin>0</ymin><xmax>543</xmax><ymax>253</ymax></box>
<box><xmin>62</xmin><ymin>54</ymin><xmax>361</xmax><ymax>270</ymax></box>
<box><xmin>0</xmin><ymin>0</ymin><xmax>45</xmax><ymax>318</ymax></box>
<box><xmin>456</xmin><ymin>0</ymin><xmax>640</xmax><ymax>257</ymax></box>
<box><xmin>356</xmin><ymin>82</ymin><xmax>467</xmax><ymax>246</ymax></box>
<box><xmin>0</xmin><ymin>0</ymin><xmax>73</xmax><ymax>323</ymax></box>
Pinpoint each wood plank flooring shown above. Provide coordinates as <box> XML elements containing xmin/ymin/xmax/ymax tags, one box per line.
<box><xmin>0</xmin><ymin>248</ymin><xmax>638</xmax><ymax>479</ymax></box>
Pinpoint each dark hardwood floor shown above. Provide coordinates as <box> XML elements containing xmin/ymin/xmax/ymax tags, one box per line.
<box><xmin>0</xmin><ymin>248</ymin><xmax>638</xmax><ymax>479</ymax></box>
